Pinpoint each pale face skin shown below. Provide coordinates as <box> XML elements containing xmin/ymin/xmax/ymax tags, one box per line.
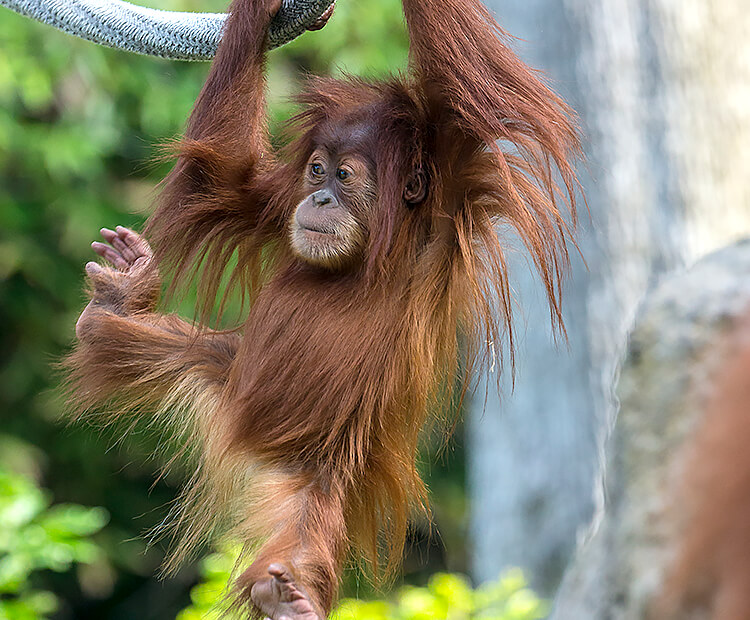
<box><xmin>289</xmin><ymin>147</ymin><xmax>376</xmax><ymax>271</ymax></box>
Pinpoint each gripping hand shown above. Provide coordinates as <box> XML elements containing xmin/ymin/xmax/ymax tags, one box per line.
<box><xmin>76</xmin><ymin>227</ymin><xmax>160</xmax><ymax>339</ymax></box>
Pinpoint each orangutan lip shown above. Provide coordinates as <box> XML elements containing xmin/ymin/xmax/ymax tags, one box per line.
<box><xmin>300</xmin><ymin>224</ymin><xmax>336</xmax><ymax>235</ymax></box>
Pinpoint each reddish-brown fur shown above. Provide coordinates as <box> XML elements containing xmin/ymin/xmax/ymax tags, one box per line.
<box><xmin>657</xmin><ymin>314</ymin><xmax>750</xmax><ymax>620</ymax></box>
<box><xmin>67</xmin><ymin>0</ymin><xmax>581</xmax><ymax>616</ymax></box>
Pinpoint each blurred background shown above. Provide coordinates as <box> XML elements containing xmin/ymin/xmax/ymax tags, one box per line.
<box><xmin>0</xmin><ymin>0</ymin><xmax>748</xmax><ymax>618</ymax></box>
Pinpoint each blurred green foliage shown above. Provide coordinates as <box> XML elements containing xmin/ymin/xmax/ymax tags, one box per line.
<box><xmin>0</xmin><ymin>457</ymin><xmax>107</xmax><ymax>620</ymax></box>
<box><xmin>173</xmin><ymin>545</ymin><xmax>236</xmax><ymax>620</ymax></box>
<box><xmin>0</xmin><ymin>0</ymin><xmax>468</xmax><ymax>617</ymax></box>
<box><xmin>176</xmin><ymin>547</ymin><xmax>547</xmax><ymax>620</ymax></box>
<box><xmin>335</xmin><ymin>572</ymin><xmax>548</xmax><ymax>620</ymax></box>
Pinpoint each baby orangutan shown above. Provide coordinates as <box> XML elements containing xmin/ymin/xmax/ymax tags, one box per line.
<box><xmin>68</xmin><ymin>0</ymin><xmax>581</xmax><ymax>617</ymax></box>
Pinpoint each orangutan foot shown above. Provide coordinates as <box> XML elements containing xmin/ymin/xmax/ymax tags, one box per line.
<box><xmin>250</xmin><ymin>564</ymin><xmax>321</xmax><ymax>620</ymax></box>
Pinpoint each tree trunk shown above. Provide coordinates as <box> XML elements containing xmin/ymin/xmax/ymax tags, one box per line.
<box><xmin>468</xmin><ymin>0</ymin><xmax>750</xmax><ymax>596</ymax></box>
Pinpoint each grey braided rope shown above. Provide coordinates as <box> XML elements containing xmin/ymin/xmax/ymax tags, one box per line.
<box><xmin>0</xmin><ymin>0</ymin><xmax>333</xmax><ymax>60</ymax></box>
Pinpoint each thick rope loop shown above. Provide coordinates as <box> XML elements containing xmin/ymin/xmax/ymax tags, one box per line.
<box><xmin>0</xmin><ymin>0</ymin><xmax>333</xmax><ymax>60</ymax></box>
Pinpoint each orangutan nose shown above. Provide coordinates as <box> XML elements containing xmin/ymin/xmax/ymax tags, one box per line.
<box><xmin>312</xmin><ymin>189</ymin><xmax>334</xmax><ymax>208</ymax></box>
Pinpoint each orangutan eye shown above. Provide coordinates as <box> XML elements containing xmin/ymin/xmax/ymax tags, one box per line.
<box><xmin>310</xmin><ymin>163</ymin><xmax>325</xmax><ymax>177</ymax></box>
<box><xmin>336</xmin><ymin>168</ymin><xmax>350</xmax><ymax>181</ymax></box>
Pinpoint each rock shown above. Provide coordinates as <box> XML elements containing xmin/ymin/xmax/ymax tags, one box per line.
<box><xmin>552</xmin><ymin>238</ymin><xmax>750</xmax><ymax>619</ymax></box>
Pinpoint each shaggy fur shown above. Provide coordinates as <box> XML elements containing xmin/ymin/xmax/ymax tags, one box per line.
<box><xmin>67</xmin><ymin>0</ymin><xmax>581</xmax><ymax>615</ymax></box>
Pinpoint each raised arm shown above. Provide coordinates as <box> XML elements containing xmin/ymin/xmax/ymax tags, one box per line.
<box><xmin>145</xmin><ymin>0</ymin><xmax>323</xmax><ymax>319</ymax></box>
<box><xmin>401</xmin><ymin>0</ymin><xmax>582</xmax><ymax>333</ymax></box>
<box><xmin>175</xmin><ymin>0</ymin><xmax>279</xmax><ymax>183</ymax></box>
<box><xmin>402</xmin><ymin>0</ymin><xmax>579</xmax><ymax>166</ymax></box>
<box><xmin>151</xmin><ymin>0</ymin><xmax>282</xmax><ymax>237</ymax></box>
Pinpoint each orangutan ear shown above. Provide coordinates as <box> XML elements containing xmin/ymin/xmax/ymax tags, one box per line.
<box><xmin>404</xmin><ymin>168</ymin><xmax>428</xmax><ymax>206</ymax></box>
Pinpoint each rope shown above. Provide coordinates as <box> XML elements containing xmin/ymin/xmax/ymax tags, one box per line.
<box><xmin>0</xmin><ymin>0</ymin><xmax>334</xmax><ymax>60</ymax></box>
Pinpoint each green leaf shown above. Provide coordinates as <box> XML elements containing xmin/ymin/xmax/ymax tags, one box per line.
<box><xmin>0</xmin><ymin>473</ymin><xmax>48</xmax><ymax>529</ymax></box>
<box><xmin>38</xmin><ymin>505</ymin><xmax>109</xmax><ymax>537</ymax></box>
<box><xmin>0</xmin><ymin>555</ymin><xmax>33</xmax><ymax>593</ymax></box>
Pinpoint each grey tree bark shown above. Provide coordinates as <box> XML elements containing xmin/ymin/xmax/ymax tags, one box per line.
<box><xmin>552</xmin><ymin>239</ymin><xmax>750</xmax><ymax>619</ymax></box>
<box><xmin>468</xmin><ymin>0</ymin><xmax>750</xmax><ymax>596</ymax></box>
